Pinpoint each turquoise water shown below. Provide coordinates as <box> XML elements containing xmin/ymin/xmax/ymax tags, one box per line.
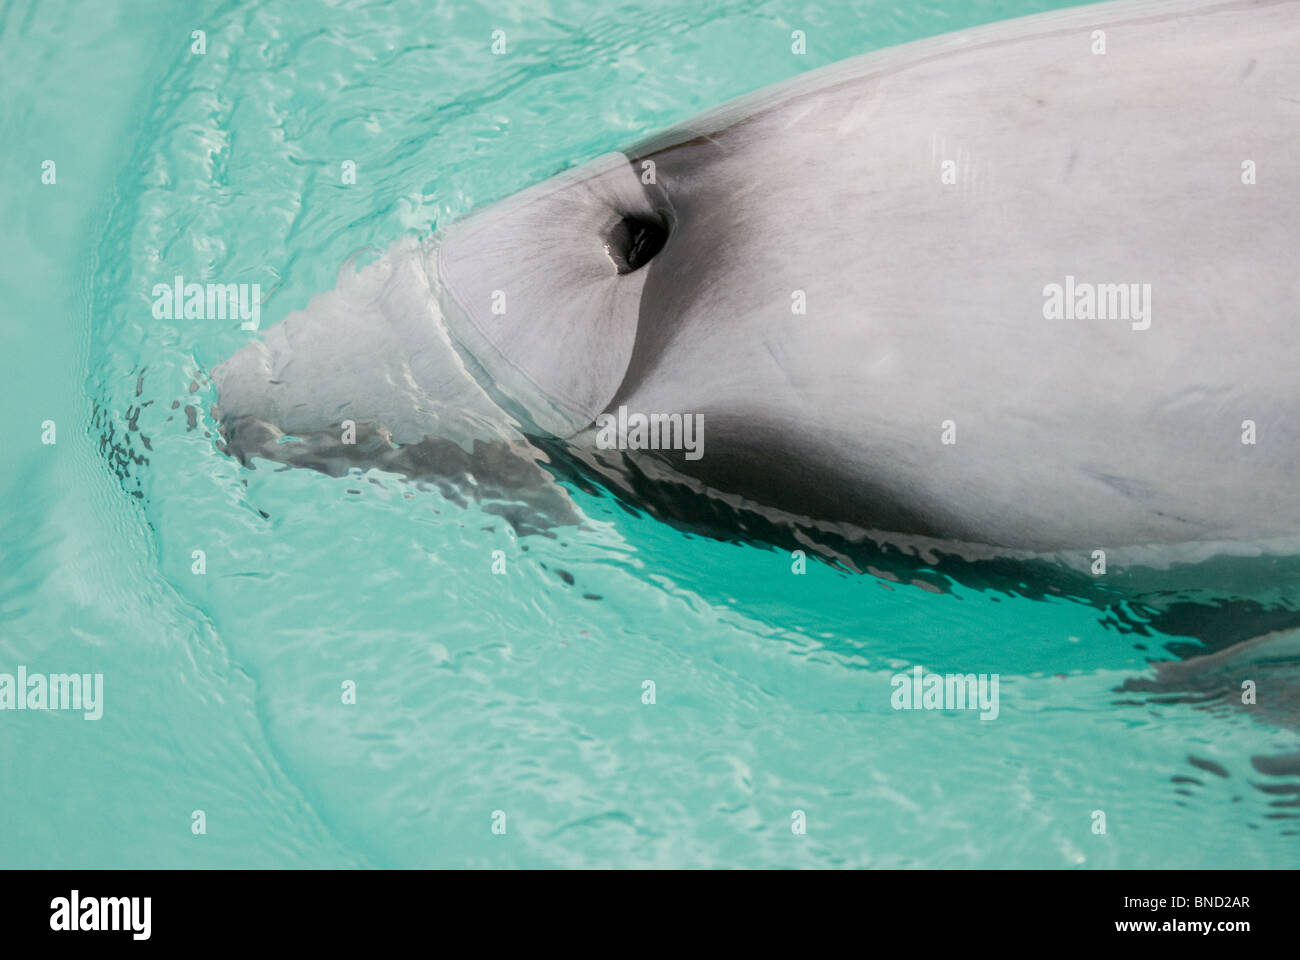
<box><xmin>2</xmin><ymin>0</ymin><xmax>1297</xmax><ymax>868</ymax></box>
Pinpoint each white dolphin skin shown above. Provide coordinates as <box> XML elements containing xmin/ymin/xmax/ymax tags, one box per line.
<box><xmin>213</xmin><ymin>0</ymin><xmax>1300</xmax><ymax>556</ymax></box>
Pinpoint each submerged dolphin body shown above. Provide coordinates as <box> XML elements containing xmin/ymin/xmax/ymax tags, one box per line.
<box><xmin>213</xmin><ymin>0</ymin><xmax>1300</xmax><ymax>587</ymax></box>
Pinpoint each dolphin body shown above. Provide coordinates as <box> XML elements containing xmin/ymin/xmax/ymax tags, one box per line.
<box><xmin>212</xmin><ymin>0</ymin><xmax>1300</xmax><ymax>587</ymax></box>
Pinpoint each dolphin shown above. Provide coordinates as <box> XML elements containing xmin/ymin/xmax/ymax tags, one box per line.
<box><xmin>211</xmin><ymin>0</ymin><xmax>1300</xmax><ymax>584</ymax></box>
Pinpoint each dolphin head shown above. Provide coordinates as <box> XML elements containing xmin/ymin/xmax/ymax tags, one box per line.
<box><xmin>208</xmin><ymin>150</ymin><xmax>673</xmax><ymax>528</ymax></box>
<box><xmin>212</xmin><ymin>147</ymin><xmax>672</xmax><ymax>455</ymax></box>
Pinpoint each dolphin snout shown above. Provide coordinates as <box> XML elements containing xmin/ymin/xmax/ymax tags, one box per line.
<box><xmin>211</xmin><ymin>338</ymin><xmax>273</xmax><ymax>420</ymax></box>
<box><xmin>210</xmin><ymin>329</ymin><xmax>293</xmax><ymax>465</ymax></box>
<box><xmin>208</xmin><ymin>237</ymin><xmax>522</xmax><ymax>472</ymax></box>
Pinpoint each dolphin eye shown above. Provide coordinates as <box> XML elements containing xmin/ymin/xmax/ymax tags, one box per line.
<box><xmin>606</xmin><ymin>214</ymin><xmax>668</xmax><ymax>274</ymax></box>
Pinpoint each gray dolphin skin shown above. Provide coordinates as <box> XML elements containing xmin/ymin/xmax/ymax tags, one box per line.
<box><xmin>212</xmin><ymin>0</ymin><xmax>1300</xmax><ymax>566</ymax></box>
